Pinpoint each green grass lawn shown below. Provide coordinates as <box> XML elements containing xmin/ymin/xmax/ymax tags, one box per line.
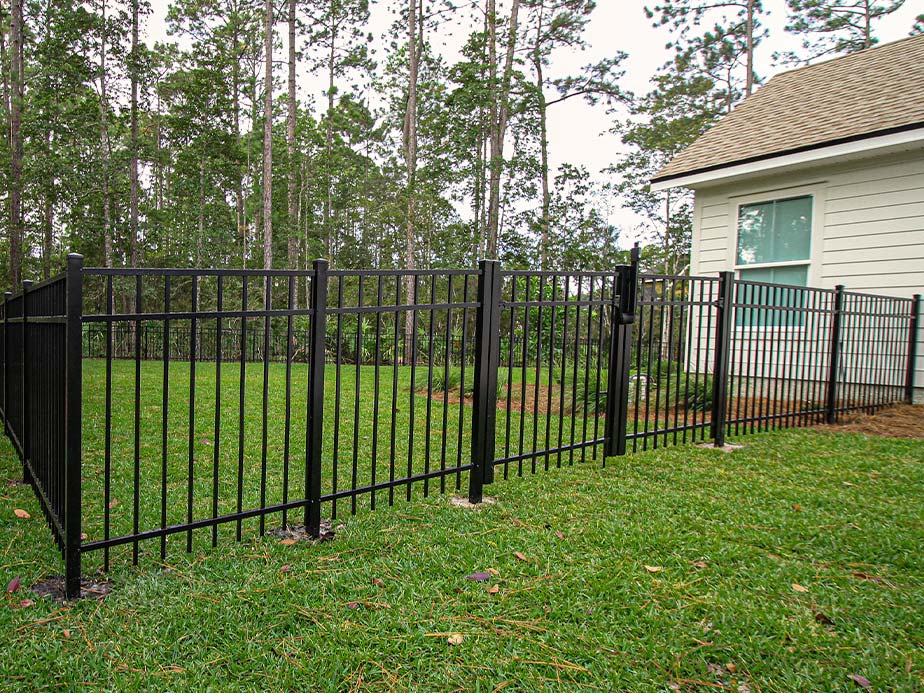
<box><xmin>2</xmin><ymin>425</ymin><xmax>923</xmax><ymax>691</ymax></box>
<box><xmin>78</xmin><ymin>359</ymin><xmax>606</xmax><ymax>566</ymax></box>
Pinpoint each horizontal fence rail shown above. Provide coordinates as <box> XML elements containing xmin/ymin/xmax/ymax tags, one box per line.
<box><xmin>0</xmin><ymin>253</ymin><xmax>919</xmax><ymax>598</ymax></box>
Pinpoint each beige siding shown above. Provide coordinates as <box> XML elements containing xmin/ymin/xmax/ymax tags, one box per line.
<box><xmin>688</xmin><ymin>148</ymin><xmax>924</xmax><ymax>400</ymax></box>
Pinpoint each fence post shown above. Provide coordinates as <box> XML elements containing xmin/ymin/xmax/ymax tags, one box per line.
<box><xmin>905</xmin><ymin>294</ymin><xmax>921</xmax><ymax>404</ymax></box>
<box><xmin>64</xmin><ymin>254</ymin><xmax>84</xmax><ymax>600</ymax></box>
<box><xmin>604</xmin><ymin>245</ymin><xmax>639</xmax><ymax>458</ymax></box>
<box><xmin>305</xmin><ymin>258</ymin><xmax>328</xmax><ymax>537</ymax></box>
<box><xmin>2</xmin><ymin>291</ymin><xmax>9</xmax><ymax>437</ymax></box>
<box><xmin>824</xmin><ymin>285</ymin><xmax>845</xmax><ymax>424</ymax></box>
<box><xmin>469</xmin><ymin>259</ymin><xmax>501</xmax><ymax>504</ymax></box>
<box><xmin>711</xmin><ymin>271</ymin><xmax>734</xmax><ymax>447</ymax></box>
<box><xmin>21</xmin><ymin>279</ymin><xmax>32</xmax><ymax>482</ymax></box>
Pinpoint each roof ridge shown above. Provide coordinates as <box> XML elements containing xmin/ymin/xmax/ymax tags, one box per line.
<box><xmin>651</xmin><ymin>34</ymin><xmax>924</xmax><ymax>185</ymax></box>
<box><xmin>766</xmin><ymin>34</ymin><xmax>924</xmax><ymax>81</ymax></box>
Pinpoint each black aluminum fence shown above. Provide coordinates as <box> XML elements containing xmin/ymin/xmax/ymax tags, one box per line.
<box><xmin>0</xmin><ymin>256</ymin><xmax>82</xmax><ymax>597</ymax></box>
<box><xmin>1</xmin><ymin>251</ymin><xmax>920</xmax><ymax>598</ymax></box>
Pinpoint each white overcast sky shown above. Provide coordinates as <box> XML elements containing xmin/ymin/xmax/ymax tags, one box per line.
<box><xmin>145</xmin><ymin>0</ymin><xmax>921</xmax><ymax>244</ymax></box>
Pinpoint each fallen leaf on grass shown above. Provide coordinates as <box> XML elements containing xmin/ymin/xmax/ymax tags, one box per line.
<box><xmin>278</xmin><ymin>538</ymin><xmax>297</xmax><ymax>546</ymax></box>
<box><xmin>555</xmin><ymin>531</ymin><xmax>564</xmax><ymax>539</ymax></box>
<box><xmin>791</xmin><ymin>583</ymin><xmax>809</xmax><ymax>593</ymax></box>
<box><xmin>847</xmin><ymin>674</ymin><xmax>872</xmax><ymax>689</ymax></box>
<box><xmin>13</xmin><ymin>509</ymin><xmax>30</xmax><ymax>519</ymax></box>
<box><xmin>791</xmin><ymin>504</ymin><xmax>802</xmax><ymax>511</ymax></box>
<box><xmin>447</xmin><ymin>633</ymin><xmax>464</xmax><ymax>646</ymax></box>
<box><xmin>466</xmin><ymin>572</ymin><xmax>490</xmax><ymax>582</ymax></box>
<box><xmin>852</xmin><ymin>572</ymin><xmax>882</xmax><ymax>583</ymax></box>
<box><xmin>280</xmin><ymin>565</ymin><xmax>291</xmax><ymax>573</ymax></box>
<box><xmin>7</xmin><ymin>577</ymin><xmax>20</xmax><ymax>593</ymax></box>
<box><xmin>725</xmin><ymin>663</ymin><xmax>737</xmax><ymax>673</ymax></box>
<box><xmin>842</xmin><ymin>481</ymin><xmax>855</xmax><ymax>487</ymax></box>
<box><xmin>17</xmin><ymin>599</ymin><xmax>34</xmax><ymax>608</ymax></box>
<box><xmin>487</xmin><ymin>568</ymin><xmax>500</xmax><ymax>576</ymax></box>
<box><xmin>62</xmin><ymin>629</ymin><xmax>70</xmax><ymax>639</ymax></box>
<box><xmin>692</xmin><ymin>560</ymin><xmax>708</xmax><ymax>569</ymax></box>
<box><xmin>814</xmin><ymin>611</ymin><xmax>834</xmax><ymax>626</ymax></box>
<box><xmin>346</xmin><ymin>602</ymin><xmax>359</xmax><ymax>610</ymax></box>
<box><xmin>488</xmin><ymin>584</ymin><xmax>499</xmax><ymax>595</ymax></box>
<box><xmin>371</xmin><ymin>577</ymin><xmax>385</xmax><ymax>587</ymax></box>
<box><xmin>644</xmin><ymin>565</ymin><xmax>663</xmax><ymax>573</ymax></box>
<box><xmin>513</xmin><ymin>551</ymin><xmax>528</xmax><ymax>562</ymax></box>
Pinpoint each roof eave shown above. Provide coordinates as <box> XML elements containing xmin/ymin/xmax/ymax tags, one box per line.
<box><xmin>649</xmin><ymin>122</ymin><xmax>924</xmax><ymax>192</ymax></box>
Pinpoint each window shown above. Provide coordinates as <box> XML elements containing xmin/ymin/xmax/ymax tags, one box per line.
<box><xmin>735</xmin><ymin>195</ymin><xmax>812</xmax><ymax>326</ymax></box>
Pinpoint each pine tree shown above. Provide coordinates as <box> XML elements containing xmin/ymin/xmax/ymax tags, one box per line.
<box><xmin>782</xmin><ymin>0</ymin><xmax>906</xmax><ymax>63</ymax></box>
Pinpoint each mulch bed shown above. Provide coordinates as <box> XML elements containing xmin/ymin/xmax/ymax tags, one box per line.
<box><xmin>817</xmin><ymin>403</ymin><xmax>923</xmax><ymax>439</ymax></box>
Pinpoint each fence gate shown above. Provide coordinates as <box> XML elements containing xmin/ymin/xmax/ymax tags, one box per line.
<box><xmin>468</xmin><ymin>251</ymin><xmax>639</xmax><ymax>502</ymax></box>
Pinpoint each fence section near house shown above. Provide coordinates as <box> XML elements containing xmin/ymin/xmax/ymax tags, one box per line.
<box><xmin>628</xmin><ymin>274</ymin><xmax>720</xmax><ymax>451</ymax></box>
<box><xmin>0</xmin><ymin>251</ymin><xmax>920</xmax><ymax>599</ymax></box>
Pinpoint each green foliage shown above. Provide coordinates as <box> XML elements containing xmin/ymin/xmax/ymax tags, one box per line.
<box><xmin>414</xmin><ymin>367</ymin><xmax>473</xmax><ymax>396</ymax></box>
<box><xmin>781</xmin><ymin>0</ymin><xmax>906</xmax><ymax>63</ymax></box>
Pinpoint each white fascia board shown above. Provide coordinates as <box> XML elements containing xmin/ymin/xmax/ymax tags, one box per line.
<box><xmin>649</xmin><ymin>127</ymin><xmax>924</xmax><ymax>192</ymax></box>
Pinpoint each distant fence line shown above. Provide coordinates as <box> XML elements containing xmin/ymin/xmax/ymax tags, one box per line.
<box><xmin>1</xmin><ymin>252</ymin><xmax>920</xmax><ymax>598</ymax></box>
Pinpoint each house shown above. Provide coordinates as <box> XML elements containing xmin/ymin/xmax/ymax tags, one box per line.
<box><xmin>650</xmin><ymin>35</ymin><xmax>924</xmax><ymax>403</ymax></box>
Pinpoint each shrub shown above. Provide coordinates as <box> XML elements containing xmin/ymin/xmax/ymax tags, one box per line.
<box><xmin>415</xmin><ymin>367</ymin><xmax>473</xmax><ymax>396</ymax></box>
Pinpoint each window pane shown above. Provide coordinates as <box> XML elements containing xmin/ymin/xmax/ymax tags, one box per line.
<box><xmin>773</xmin><ymin>197</ymin><xmax>812</xmax><ymax>262</ymax></box>
<box><xmin>737</xmin><ymin>196</ymin><xmax>811</xmax><ymax>265</ymax></box>
<box><xmin>736</xmin><ymin>265</ymin><xmax>808</xmax><ymax>327</ymax></box>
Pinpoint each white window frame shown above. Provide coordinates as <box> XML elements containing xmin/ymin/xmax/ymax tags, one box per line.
<box><xmin>725</xmin><ymin>183</ymin><xmax>826</xmax><ymax>332</ymax></box>
<box><xmin>727</xmin><ymin>183</ymin><xmax>825</xmax><ymax>286</ymax></box>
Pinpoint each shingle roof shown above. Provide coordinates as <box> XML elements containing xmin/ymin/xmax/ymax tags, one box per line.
<box><xmin>651</xmin><ymin>35</ymin><xmax>924</xmax><ymax>184</ymax></box>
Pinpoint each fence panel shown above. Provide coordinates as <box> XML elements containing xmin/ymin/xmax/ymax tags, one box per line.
<box><xmin>79</xmin><ymin>267</ymin><xmax>322</xmax><ymax>569</ymax></box>
<box><xmin>0</xmin><ymin>257</ymin><xmax>82</xmax><ymax>597</ymax></box>
<box><xmin>323</xmin><ymin>269</ymin><xmax>480</xmax><ymax>515</ymax></box>
<box><xmin>724</xmin><ymin>280</ymin><xmax>835</xmax><ymax>435</ymax></box>
<box><xmin>492</xmin><ymin>270</ymin><xmax>622</xmax><ymax>475</ymax></box>
<box><xmin>836</xmin><ymin>291</ymin><xmax>915</xmax><ymax>415</ymax></box>
<box><xmin>628</xmin><ymin>274</ymin><xmax>720</xmax><ymax>451</ymax></box>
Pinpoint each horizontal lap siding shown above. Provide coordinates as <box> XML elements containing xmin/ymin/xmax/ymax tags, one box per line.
<box><xmin>822</xmin><ymin>157</ymin><xmax>924</xmax><ymax>399</ymax></box>
<box><xmin>689</xmin><ymin>151</ymin><xmax>924</xmax><ymax>400</ymax></box>
<box><xmin>694</xmin><ymin>197</ymin><xmax>730</xmax><ymax>276</ymax></box>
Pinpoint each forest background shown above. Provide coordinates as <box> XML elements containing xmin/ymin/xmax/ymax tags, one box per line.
<box><xmin>0</xmin><ymin>0</ymin><xmax>920</xmax><ymax>291</ymax></box>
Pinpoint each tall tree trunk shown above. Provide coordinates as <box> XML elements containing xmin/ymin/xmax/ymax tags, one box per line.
<box><xmin>324</xmin><ymin>15</ymin><xmax>336</xmax><ymax>261</ymax></box>
<box><xmin>286</xmin><ymin>0</ymin><xmax>298</xmax><ymax>273</ymax></box>
<box><xmin>745</xmin><ymin>0</ymin><xmax>754</xmax><ymax>96</ymax></box>
<box><xmin>233</xmin><ymin>31</ymin><xmax>245</xmax><ymax>268</ymax></box>
<box><xmin>9</xmin><ymin>0</ymin><xmax>23</xmax><ymax>286</ymax></box>
<box><xmin>129</xmin><ymin>0</ymin><xmax>140</xmax><ymax>267</ymax></box>
<box><xmin>99</xmin><ymin>0</ymin><xmax>113</xmax><ymax>268</ymax></box>
<box><xmin>532</xmin><ymin>0</ymin><xmax>549</xmax><ymax>269</ymax></box>
<box><xmin>863</xmin><ymin>0</ymin><xmax>872</xmax><ymax>47</ymax></box>
<box><xmin>262</xmin><ymin>0</ymin><xmax>273</xmax><ymax>270</ymax></box>
<box><xmin>660</xmin><ymin>189</ymin><xmax>672</xmax><ymax>360</ymax></box>
<box><xmin>42</xmin><ymin>131</ymin><xmax>53</xmax><ymax>279</ymax></box>
<box><xmin>486</xmin><ymin>0</ymin><xmax>520</xmax><ymax>259</ymax></box>
<box><xmin>198</xmin><ymin>155</ymin><xmax>205</xmax><ymax>266</ymax></box>
<box><xmin>402</xmin><ymin>0</ymin><xmax>419</xmax><ymax>362</ymax></box>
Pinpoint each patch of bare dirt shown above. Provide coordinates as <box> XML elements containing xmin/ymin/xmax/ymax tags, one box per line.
<box><xmin>268</xmin><ymin>519</ymin><xmax>338</xmax><ymax>543</ymax></box>
<box><xmin>31</xmin><ymin>575</ymin><xmax>111</xmax><ymax>603</ymax></box>
<box><xmin>817</xmin><ymin>404</ymin><xmax>923</xmax><ymax>439</ymax></box>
